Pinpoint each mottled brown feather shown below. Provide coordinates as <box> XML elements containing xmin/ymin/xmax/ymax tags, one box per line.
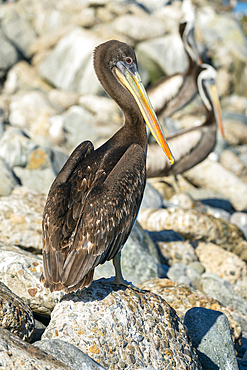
<box><xmin>42</xmin><ymin>143</ymin><xmax>146</xmax><ymax>292</ymax></box>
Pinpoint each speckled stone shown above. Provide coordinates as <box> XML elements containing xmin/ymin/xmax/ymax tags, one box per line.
<box><xmin>0</xmin><ymin>282</ymin><xmax>34</xmax><ymax>342</ymax></box>
<box><xmin>0</xmin><ymin>245</ymin><xmax>63</xmax><ymax>316</ymax></box>
<box><xmin>196</xmin><ymin>242</ymin><xmax>247</xmax><ymax>284</ymax></box>
<box><xmin>0</xmin><ymin>328</ymin><xmax>71</xmax><ymax>369</ymax></box>
<box><xmin>138</xmin><ymin>278</ymin><xmax>242</xmax><ymax>349</ymax></box>
<box><xmin>42</xmin><ymin>281</ymin><xmax>202</xmax><ymax>369</ymax></box>
<box><xmin>138</xmin><ymin>207</ymin><xmax>247</xmax><ymax>261</ymax></box>
<box><xmin>157</xmin><ymin>240</ymin><xmax>198</xmax><ymax>266</ymax></box>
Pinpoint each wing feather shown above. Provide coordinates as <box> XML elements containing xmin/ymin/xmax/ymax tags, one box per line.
<box><xmin>42</xmin><ymin>143</ymin><xmax>146</xmax><ymax>292</ymax></box>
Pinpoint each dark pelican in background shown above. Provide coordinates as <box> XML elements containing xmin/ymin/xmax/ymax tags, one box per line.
<box><xmin>147</xmin><ymin>20</ymin><xmax>202</xmax><ymax>119</ymax></box>
<box><xmin>41</xmin><ymin>40</ymin><xmax>174</xmax><ymax>293</ymax></box>
<box><xmin>146</xmin><ymin>64</ymin><xmax>224</xmax><ymax>178</ymax></box>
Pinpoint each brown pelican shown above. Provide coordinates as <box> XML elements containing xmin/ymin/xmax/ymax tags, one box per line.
<box><xmin>147</xmin><ymin>21</ymin><xmax>202</xmax><ymax>119</ymax></box>
<box><xmin>40</xmin><ymin>40</ymin><xmax>174</xmax><ymax>293</ymax></box>
<box><xmin>146</xmin><ymin>64</ymin><xmax>224</xmax><ymax>178</ymax></box>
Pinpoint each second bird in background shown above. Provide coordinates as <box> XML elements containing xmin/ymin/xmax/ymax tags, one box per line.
<box><xmin>146</xmin><ymin>16</ymin><xmax>224</xmax><ymax>178</ymax></box>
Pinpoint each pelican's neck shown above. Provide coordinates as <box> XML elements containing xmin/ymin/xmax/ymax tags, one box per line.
<box><xmin>94</xmin><ymin>46</ymin><xmax>148</xmax><ymax>150</ymax></box>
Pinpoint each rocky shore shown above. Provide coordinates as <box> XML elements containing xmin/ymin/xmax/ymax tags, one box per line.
<box><xmin>0</xmin><ymin>0</ymin><xmax>247</xmax><ymax>369</ymax></box>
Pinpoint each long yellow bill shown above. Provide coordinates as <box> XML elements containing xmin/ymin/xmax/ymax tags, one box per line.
<box><xmin>209</xmin><ymin>83</ymin><xmax>225</xmax><ymax>138</ymax></box>
<box><xmin>114</xmin><ymin>61</ymin><xmax>174</xmax><ymax>164</ymax></box>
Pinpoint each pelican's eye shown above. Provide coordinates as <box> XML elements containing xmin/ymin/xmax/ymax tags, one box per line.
<box><xmin>125</xmin><ymin>57</ymin><xmax>133</xmax><ymax>64</ymax></box>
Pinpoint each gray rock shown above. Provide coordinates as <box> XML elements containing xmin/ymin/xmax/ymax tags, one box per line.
<box><xmin>136</xmin><ymin>33</ymin><xmax>188</xmax><ymax>83</ymax></box>
<box><xmin>33</xmin><ymin>9</ymin><xmax>71</xmax><ymax>36</ymax></box>
<box><xmin>38</xmin><ymin>28</ymin><xmax>103</xmax><ymax>94</ymax></box>
<box><xmin>2</xmin><ymin>10</ymin><xmax>37</xmax><ymax>58</ymax></box>
<box><xmin>8</xmin><ymin>90</ymin><xmax>56</xmax><ymax>131</ymax></box>
<box><xmin>34</xmin><ymin>339</ymin><xmax>107</xmax><ymax>370</ymax></box>
<box><xmin>0</xmin><ymin>328</ymin><xmax>71</xmax><ymax>369</ymax></box>
<box><xmin>167</xmin><ymin>263</ymin><xmax>187</xmax><ymax>282</ymax></box>
<box><xmin>32</xmin><ymin>319</ymin><xmax>46</xmax><ymax>343</ymax></box>
<box><xmin>14</xmin><ymin>166</ymin><xmax>55</xmax><ymax>195</ymax></box>
<box><xmin>167</xmin><ymin>263</ymin><xmax>201</xmax><ymax>288</ymax></box>
<box><xmin>188</xmin><ymin>261</ymin><xmax>205</xmax><ymax>275</ymax></box>
<box><xmin>0</xmin><ymin>127</ymin><xmax>36</xmax><ymax>168</ymax></box>
<box><xmin>0</xmin><ymin>157</ymin><xmax>20</xmax><ymax>196</ymax></box>
<box><xmin>184</xmin><ymin>158</ymin><xmax>247</xmax><ymax>211</ymax></box>
<box><xmin>49</xmin><ymin>148</ymin><xmax>68</xmax><ymax>175</ymax></box>
<box><xmin>141</xmin><ymin>182</ymin><xmax>163</xmax><ymax>210</ymax></box>
<box><xmin>94</xmin><ymin>222</ymin><xmax>164</xmax><ymax>285</ymax></box>
<box><xmin>2</xmin><ymin>60</ymin><xmax>52</xmax><ymax>95</ymax></box>
<box><xmin>42</xmin><ymin>281</ymin><xmax>202</xmax><ymax>369</ymax></box>
<box><xmin>184</xmin><ymin>307</ymin><xmax>239</xmax><ymax>370</ymax></box>
<box><xmin>199</xmin><ymin>272</ymin><xmax>247</xmax><ymax>317</ymax></box>
<box><xmin>0</xmin><ymin>282</ymin><xmax>34</xmax><ymax>342</ymax></box>
<box><xmin>48</xmin><ymin>89</ymin><xmax>79</xmax><ymax>110</ymax></box>
<box><xmin>62</xmin><ymin>105</ymin><xmax>99</xmax><ymax>151</ymax></box>
<box><xmin>0</xmin><ymin>30</ymin><xmax>18</xmax><ymax>78</ymax></box>
<box><xmin>185</xmin><ymin>265</ymin><xmax>201</xmax><ymax>289</ymax></box>
<box><xmin>78</xmin><ymin>95</ymin><xmax>122</xmax><ymax>140</ymax></box>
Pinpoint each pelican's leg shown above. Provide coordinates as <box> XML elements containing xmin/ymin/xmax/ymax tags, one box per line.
<box><xmin>112</xmin><ymin>252</ymin><xmax>145</xmax><ymax>292</ymax></box>
<box><xmin>112</xmin><ymin>251</ymin><xmax>127</xmax><ymax>285</ymax></box>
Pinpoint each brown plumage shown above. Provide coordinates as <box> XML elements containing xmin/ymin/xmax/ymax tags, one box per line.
<box><xmin>41</xmin><ymin>40</ymin><xmax>173</xmax><ymax>293</ymax></box>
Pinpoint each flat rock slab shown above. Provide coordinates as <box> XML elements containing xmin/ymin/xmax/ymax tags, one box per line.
<box><xmin>0</xmin><ymin>282</ymin><xmax>34</xmax><ymax>342</ymax></box>
<box><xmin>42</xmin><ymin>281</ymin><xmax>202</xmax><ymax>369</ymax></box>
<box><xmin>0</xmin><ymin>328</ymin><xmax>71</xmax><ymax>369</ymax></box>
